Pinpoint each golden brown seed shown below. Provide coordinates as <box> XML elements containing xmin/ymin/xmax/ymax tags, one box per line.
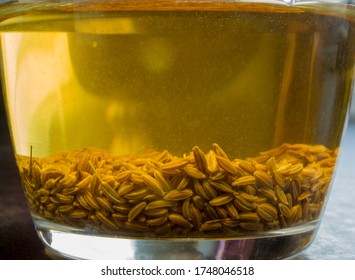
<box><xmin>55</xmin><ymin>193</ymin><xmax>74</xmax><ymax>204</ymax></box>
<box><xmin>205</xmin><ymin>204</ymin><xmax>219</xmax><ymax>220</ymax></box>
<box><xmin>278</xmin><ymin>203</ymin><xmax>291</xmax><ymax>217</ymax></box>
<box><xmin>273</xmin><ymin>171</ymin><xmax>285</xmax><ymax>188</ymax></box>
<box><xmin>286</xmin><ymin>193</ymin><xmax>293</xmax><ymax>207</ymax></box>
<box><xmin>100</xmin><ymin>181</ymin><xmax>124</xmax><ymax>204</ymax></box>
<box><xmin>259</xmin><ymin>189</ymin><xmax>277</xmax><ymax>202</ymax></box>
<box><xmin>131</xmin><ymin>158</ymin><xmax>148</xmax><ymax>166</ymax></box>
<box><xmin>68</xmin><ymin>209</ymin><xmax>88</xmax><ymax>219</ymax></box>
<box><xmin>122</xmin><ymin>162</ymin><xmax>138</xmax><ymax>171</ymax></box>
<box><xmin>41</xmin><ymin>167</ymin><xmax>62</xmax><ymax>185</ymax></box>
<box><xmin>96</xmin><ymin>197</ymin><xmax>114</xmax><ymax>212</ymax></box>
<box><xmin>117</xmin><ymin>183</ymin><xmax>136</xmax><ymax>196</ymax></box>
<box><xmin>214</xmin><ymin>207</ymin><xmax>227</xmax><ymax>219</ymax></box>
<box><xmin>115</xmin><ymin>170</ymin><xmax>131</xmax><ymax>183</ymax></box>
<box><xmin>77</xmin><ymin>154</ymin><xmax>92</xmax><ymax>173</ymax></box>
<box><xmin>313</xmin><ymin>190</ymin><xmax>321</xmax><ymax>203</ymax></box>
<box><xmin>61</xmin><ymin>186</ymin><xmax>80</xmax><ymax>195</ymax></box>
<box><xmin>164</xmin><ymin>189</ymin><xmax>193</xmax><ymax>201</ymax></box>
<box><xmin>76</xmin><ymin>192</ymin><xmax>92</xmax><ymax>210</ymax></box>
<box><xmin>209</xmin><ymin>181</ymin><xmax>234</xmax><ymax>193</ymax></box>
<box><xmin>287</xmin><ymin>205</ymin><xmax>302</xmax><ymax>224</ymax></box>
<box><xmin>146</xmin><ymin>215</ymin><xmax>168</xmax><ymax>227</ymax></box>
<box><xmin>231</xmin><ymin>175</ymin><xmax>256</xmax><ymax>187</ymax></box>
<box><xmin>212</xmin><ymin>143</ymin><xmax>229</xmax><ymax>160</ymax></box>
<box><xmin>113</xmin><ymin>204</ymin><xmax>130</xmax><ymax>213</ymax></box>
<box><xmin>239</xmin><ymin>212</ymin><xmax>261</xmax><ymax>222</ymax></box>
<box><xmin>40</xmin><ymin>195</ymin><xmax>49</xmax><ymax>203</ymax></box>
<box><xmin>191</xmin><ymin>205</ymin><xmax>202</xmax><ymax>230</ymax></box>
<box><xmin>192</xmin><ymin>195</ymin><xmax>204</xmax><ymax>209</ymax></box>
<box><xmin>142</xmin><ymin>174</ymin><xmax>165</xmax><ymax>196</ymax></box>
<box><xmin>124</xmin><ymin>221</ymin><xmax>150</xmax><ymax>231</ymax></box>
<box><xmin>46</xmin><ymin>203</ymin><xmax>57</xmax><ymax>212</ymax></box>
<box><xmin>206</xmin><ymin>150</ymin><xmax>219</xmax><ymax>174</ymax></box>
<box><xmin>183</xmin><ymin>165</ymin><xmax>206</xmax><ymax>179</ymax></box>
<box><xmin>38</xmin><ymin>188</ymin><xmax>50</xmax><ymax>196</ymax></box>
<box><xmin>222</xmin><ymin>218</ymin><xmax>239</xmax><ymax>227</ymax></box>
<box><xmin>225</xmin><ymin>202</ymin><xmax>239</xmax><ymax>219</ymax></box>
<box><xmin>209</xmin><ymin>194</ymin><xmax>234</xmax><ymax>206</ymax></box>
<box><xmin>202</xmin><ymin>181</ymin><xmax>218</xmax><ymax>198</ymax></box>
<box><xmin>90</xmin><ymin>173</ymin><xmax>100</xmax><ymax>195</ymax></box>
<box><xmin>238</xmin><ymin>192</ymin><xmax>260</xmax><ymax>203</ymax></box>
<box><xmin>130</xmin><ymin>173</ymin><xmax>144</xmax><ymax>185</ymax></box>
<box><xmin>153</xmin><ymin>169</ymin><xmax>171</xmax><ymax>192</ymax></box>
<box><xmin>143</xmin><ymin>193</ymin><xmax>161</xmax><ymax>201</ymax></box>
<box><xmin>287</xmin><ymin>163</ymin><xmax>304</xmax><ymax>176</ymax></box>
<box><xmin>200</xmin><ymin>221</ymin><xmax>222</xmax><ymax>232</ymax></box>
<box><xmin>302</xmin><ymin>168</ymin><xmax>317</xmax><ymax>178</ymax></box>
<box><xmin>75</xmin><ymin>175</ymin><xmax>92</xmax><ymax>189</ymax></box>
<box><xmin>32</xmin><ymin>165</ymin><xmax>42</xmax><ymax>186</ymax></box>
<box><xmin>309</xmin><ymin>203</ymin><xmax>320</xmax><ymax>214</ymax></box>
<box><xmin>44</xmin><ymin>177</ymin><xmax>60</xmax><ymax>190</ymax></box>
<box><xmin>266</xmin><ymin>157</ymin><xmax>277</xmax><ymax>171</ymax></box>
<box><xmin>210</xmin><ymin>172</ymin><xmax>226</xmax><ymax>181</ymax></box>
<box><xmin>192</xmin><ymin>146</ymin><xmax>208</xmax><ymax>174</ymax></box>
<box><xmin>43</xmin><ymin>210</ymin><xmax>54</xmax><ymax>219</ymax></box>
<box><xmin>154</xmin><ymin>223</ymin><xmax>172</xmax><ymax>234</ymax></box>
<box><xmin>297</xmin><ymin>191</ymin><xmax>312</xmax><ymax>202</ymax></box>
<box><xmin>182</xmin><ymin>198</ymin><xmax>192</xmax><ymax>221</ymax></box>
<box><xmin>145</xmin><ymin>200</ymin><xmax>177</xmax><ymax>210</ymax></box>
<box><xmin>216</xmin><ymin>156</ymin><xmax>238</xmax><ymax>174</ymax></box>
<box><xmin>168</xmin><ymin>213</ymin><xmax>193</xmax><ymax>228</ymax></box>
<box><xmin>176</xmin><ymin>176</ymin><xmax>191</xmax><ymax>190</ymax></box>
<box><xmin>144</xmin><ymin>208</ymin><xmax>169</xmax><ymax>217</ymax></box>
<box><xmin>96</xmin><ymin>211</ymin><xmax>118</xmax><ymax>229</ymax></box>
<box><xmin>57</xmin><ymin>204</ymin><xmax>75</xmax><ymax>214</ymax></box>
<box><xmin>128</xmin><ymin>202</ymin><xmax>147</xmax><ymax>222</ymax></box>
<box><xmin>193</xmin><ymin>180</ymin><xmax>210</xmax><ymax>200</ymax></box>
<box><xmin>160</xmin><ymin>158</ymin><xmax>189</xmax><ymax>171</ymax></box>
<box><xmin>239</xmin><ymin>222</ymin><xmax>263</xmax><ymax>231</ymax></box>
<box><xmin>275</xmin><ymin>185</ymin><xmax>289</xmax><ymax>205</ymax></box>
<box><xmin>238</xmin><ymin>160</ymin><xmax>256</xmax><ymax>174</ymax></box>
<box><xmin>290</xmin><ymin>181</ymin><xmax>301</xmax><ymax>200</ymax></box>
<box><xmin>49</xmin><ymin>196</ymin><xmax>60</xmax><ymax>205</ymax></box>
<box><xmin>254</xmin><ymin>170</ymin><xmax>273</xmax><ymax>188</ymax></box>
<box><xmin>244</xmin><ymin>185</ymin><xmax>257</xmax><ymax>195</ymax></box>
<box><xmin>276</xmin><ymin>163</ymin><xmax>292</xmax><ymax>175</ymax></box>
<box><xmin>233</xmin><ymin>194</ymin><xmax>256</xmax><ymax>212</ymax></box>
<box><xmin>255</xmin><ymin>163</ymin><xmax>268</xmax><ymax>172</ymax></box>
<box><xmin>302</xmin><ymin>202</ymin><xmax>310</xmax><ymax>218</ymax></box>
<box><xmin>311</xmin><ymin>181</ymin><xmax>323</xmax><ymax>192</ymax></box>
<box><xmin>112</xmin><ymin>212</ymin><xmax>128</xmax><ymax>220</ymax></box>
<box><xmin>124</xmin><ymin>188</ymin><xmax>151</xmax><ymax>200</ymax></box>
<box><xmin>256</xmin><ymin>203</ymin><xmax>278</xmax><ymax>221</ymax></box>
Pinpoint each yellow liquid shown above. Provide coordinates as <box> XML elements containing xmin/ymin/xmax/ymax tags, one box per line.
<box><xmin>1</xmin><ymin>1</ymin><xmax>353</xmax><ymax>159</ymax></box>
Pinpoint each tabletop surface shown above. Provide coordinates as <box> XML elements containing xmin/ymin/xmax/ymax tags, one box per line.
<box><xmin>1</xmin><ymin>120</ymin><xmax>354</xmax><ymax>260</ymax></box>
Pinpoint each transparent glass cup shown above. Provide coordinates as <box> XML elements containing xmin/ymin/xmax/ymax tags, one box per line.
<box><xmin>0</xmin><ymin>0</ymin><xmax>353</xmax><ymax>259</ymax></box>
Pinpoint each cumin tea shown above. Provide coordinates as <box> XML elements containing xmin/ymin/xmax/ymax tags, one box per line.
<box><xmin>0</xmin><ymin>0</ymin><xmax>353</xmax><ymax>259</ymax></box>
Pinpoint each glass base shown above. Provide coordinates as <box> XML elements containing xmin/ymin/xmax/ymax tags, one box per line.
<box><xmin>35</xmin><ymin>219</ymin><xmax>318</xmax><ymax>260</ymax></box>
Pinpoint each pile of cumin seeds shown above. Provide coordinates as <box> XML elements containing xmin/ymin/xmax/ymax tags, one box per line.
<box><xmin>16</xmin><ymin>143</ymin><xmax>337</xmax><ymax>237</ymax></box>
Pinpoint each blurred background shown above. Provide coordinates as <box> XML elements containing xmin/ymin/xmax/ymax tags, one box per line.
<box><xmin>351</xmin><ymin>96</ymin><xmax>355</xmax><ymax>121</ymax></box>
<box><xmin>1</xmin><ymin>88</ymin><xmax>10</xmax><ymax>146</ymax></box>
